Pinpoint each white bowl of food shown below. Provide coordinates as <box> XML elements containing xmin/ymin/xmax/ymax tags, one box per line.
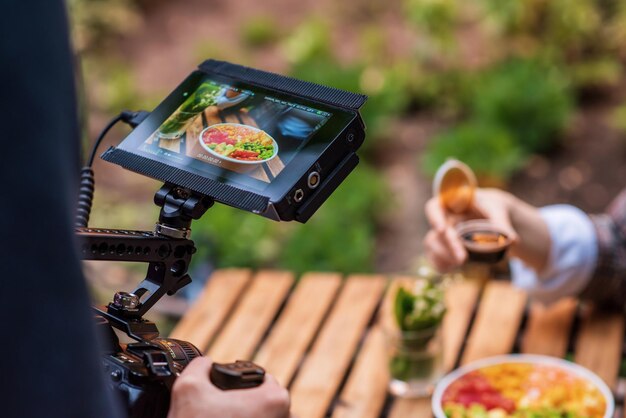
<box><xmin>199</xmin><ymin>123</ymin><xmax>278</xmax><ymax>173</ymax></box>
<box><xmin>432</xmin><ymin>354</ymin><xmax>614</xmax><ymax>418</ymax></box>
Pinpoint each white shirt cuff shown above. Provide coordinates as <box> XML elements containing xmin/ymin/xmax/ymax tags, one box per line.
<box><xmin>510</xmin><ymin>204</ymin><xmax>598</xmax><ymax>304</ymax></box>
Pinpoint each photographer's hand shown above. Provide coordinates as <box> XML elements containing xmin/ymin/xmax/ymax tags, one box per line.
<box><xmin>168</xmin><ymin>357</ymin><xmax>291</xmax><ymax>418</ymax></box>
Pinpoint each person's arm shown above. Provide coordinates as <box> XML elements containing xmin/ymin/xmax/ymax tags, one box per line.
<box><xmin>506</xmin><ymin>193</ymin><xmax>552</xmax><ymax>272</ymax></box>
<box><xmin>423</xmin><ymin>188</ymin><xmax>599</xmax><ymax>304</ymax></box>
<box><xmin>509</xmin><ymin>205</ymin><xmax>598</xmax><ymax>304</ymax></box>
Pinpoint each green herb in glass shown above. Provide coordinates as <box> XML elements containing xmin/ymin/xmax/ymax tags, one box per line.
<box><xmin>389</xmin><ymin>279</ymin><xmax>446</xmax><ymax>385</ymax></box>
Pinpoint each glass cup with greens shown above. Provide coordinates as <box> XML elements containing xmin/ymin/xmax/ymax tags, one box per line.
<box><xmin>386</xmin><ymin>279</ymin><xmax>446</xmax><ymax>398</ymax></box>
<box><xmin>157</xmin><ymin>82</ymin><xmax>224</xmax><ymax>139</ymax></box>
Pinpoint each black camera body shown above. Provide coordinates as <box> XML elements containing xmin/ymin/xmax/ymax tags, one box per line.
<box><xmin>96</xmin><ymin>315</ymin><xmax>202</xmax><ymax>418</ymax></box>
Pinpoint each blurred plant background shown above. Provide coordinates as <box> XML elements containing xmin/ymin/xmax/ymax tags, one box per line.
<box><xmin>69</xmin><ymin>0</ymin><xmax>626</xmax><ymax>311</ymax></box>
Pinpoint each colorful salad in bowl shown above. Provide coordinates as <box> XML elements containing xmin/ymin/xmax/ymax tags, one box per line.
<box><xmin>432</xmin><ymin>355</ymin><xmax>613</xmax><ymax>418</ymax></box>
<box><xmin>199</xmin><ymin>123</ymin><xmax>278</xmax><ymax>166</ymax></box>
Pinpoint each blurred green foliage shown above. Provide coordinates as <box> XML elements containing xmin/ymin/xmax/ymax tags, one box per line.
<box><xmin>404</xmin><ymin>0</ymin><xmax>458</xmax><ymax>52</ymax></box>
<box><xmin>191</xmin><ymin>204</ymin><xmax>284</xmax><ymax>270</ymax></box>
<box><xmin>481</xmin><ymin>0</ymin><xmax>600</xmax><ymax>47</ymax></box>
<box><xmin>472</xmin><ymin>59</ymin><xmax>573</xmax><ymax>153</ymax></box>
<box><xmin>610</xmin><ymin>105</ymin><xmax>626</xmax><ymax>137</ymax></box>
<box><xmin>422</xmin><ymin>122</ymin><xmax>524</xmax><ymax>181</ymax></box>
<box><xmin>290</xmin><ymin>57</ymin><xmax>412</xmax><ymax>148</ymax></box>
<box><xmin>410</xmin><ymin>67</ymin><xmax>476</xmax><ymax>116</ymax></box>
<box><xmin>240</xmin><ymin>16</ymin><xmax>282</xmax><ymax>48</ymax></box>
<box><xmin>282</xmin><ymin>19</ymin><xmax>331</xmax><ymax>65</ymax></box>
<box><xmin>423</xmin><ymin>59</ymin><xmax>573</xmax><ymax>180</ymax></box>
<box><xmin>191</xmin><ymin>166</ymin><xmax>387</xmax><ymax>276</ymax></box>
<box><xmin>68</xmin><ymin>0</ymin><xmax>141</xmax><ymax>53</ymax></box>
<box><xmin>284</xmin><ymin>21</ymin><xmax>414</xmax><ymax>147</ymax></box>
<box><xmin>570</xmin><ymin>58</ymin><xmax>623</xmax><ymax>91</ymax></box>
<box><xmin>278</xmin><ymin>165</ymin><xmax>386</xmax><ymax>275</ymax></box>
<box><xmin>83</xmin><ymin>59</ymin><xmax>136</xmax><ymax>113</ymax></box>
<box><xmin>478</xmin><ymin>0</ymin><xmax>625</xmax><ymax>89</ymax></box>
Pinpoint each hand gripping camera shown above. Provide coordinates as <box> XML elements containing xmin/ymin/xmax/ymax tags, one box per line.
<box><xmin>78</xmin><ymin>60</ymin><xmax>367</xmax><ymax>418</ymax></box>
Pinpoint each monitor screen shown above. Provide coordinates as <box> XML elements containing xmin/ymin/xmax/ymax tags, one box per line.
<box><xmin>130</xmin><ymin>75</ymin><xmax>335</xmax><ymax>191</ymax></box>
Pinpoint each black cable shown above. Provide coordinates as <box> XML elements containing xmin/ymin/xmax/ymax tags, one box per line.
<box><xmin>87</xmin><ymin>113</ymin><xmax>124</xmax><ymax>167</ymax></box>
<box><xmin>87</xmin><ymin>110</ymin><xmax>151</xmax><ymax>167</ymax></box>
<box><xmin>76</xmin><ymin>110</ymin><xmax>150</xmax><ymax>227</ymax></box>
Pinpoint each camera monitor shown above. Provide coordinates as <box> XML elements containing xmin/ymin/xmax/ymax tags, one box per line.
<box><xmin>102</xmin><ymin>60</ymin><xmax>367</xmax><ymax>222</ymax></box>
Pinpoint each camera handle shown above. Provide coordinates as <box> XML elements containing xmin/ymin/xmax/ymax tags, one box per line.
<box><xmin>77</xmin><ymin>184</ymin><xmax>213</xmax><ymax>341</ymax></box>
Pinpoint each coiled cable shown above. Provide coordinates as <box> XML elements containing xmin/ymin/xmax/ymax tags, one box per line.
<box><xmin>75</xmin><ymin>110</ymin><xmax>150</xmax><ymax>227</ymax></box>
<box><xmin>75</xmin><ymin>167</ymin><xmax>96</xmax><ymax>227</ymax></box>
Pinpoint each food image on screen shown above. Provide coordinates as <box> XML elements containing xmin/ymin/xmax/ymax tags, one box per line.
<box><xmin>438</xmin><ymin>362</ymin><xmax>609</xmax><ymax>418</ymax></box>
<box><xmin>140</xmin><ymin>78</ymin><xmax>331</xmax><ymax>184</ymax></box>
<box><xmin>201</xmin><ymin>124</ymin><xmax>277</xmax><ymax>162</ymax></box>
<box><xmin>199</xmin><ymin>124</ymin><xmax>278</xmax><ymax>173</ymax></box>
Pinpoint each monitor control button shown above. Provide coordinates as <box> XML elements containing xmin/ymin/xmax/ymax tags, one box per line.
<box><xmin>307</xmin><ymin>172</ymin><xmax>320</xmax><ymax>189</ymax></box>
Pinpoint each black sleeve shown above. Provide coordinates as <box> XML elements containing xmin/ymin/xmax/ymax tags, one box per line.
<box><xmin>0</xmin><ymin>1</ymin><xmax>123</xmax><ymax>417</ymax></box>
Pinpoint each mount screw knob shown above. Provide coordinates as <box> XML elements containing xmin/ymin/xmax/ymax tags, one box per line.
<box><xmin>113</xmin><ymin>292</ymin><xmax>140</xmax><ymax>310</ymax></box>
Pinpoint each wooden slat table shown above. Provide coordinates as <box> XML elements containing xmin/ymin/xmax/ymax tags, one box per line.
<box><xmin>170</xmin><ymin>269</ymin><xmax>626</xmax><ymax>417</ymax></box>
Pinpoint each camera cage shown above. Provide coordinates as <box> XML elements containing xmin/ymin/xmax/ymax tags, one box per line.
<box><xmin>80</xmin><ymin>184</ymin><xmax>212</xmax><ymax>341</ymax></box>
